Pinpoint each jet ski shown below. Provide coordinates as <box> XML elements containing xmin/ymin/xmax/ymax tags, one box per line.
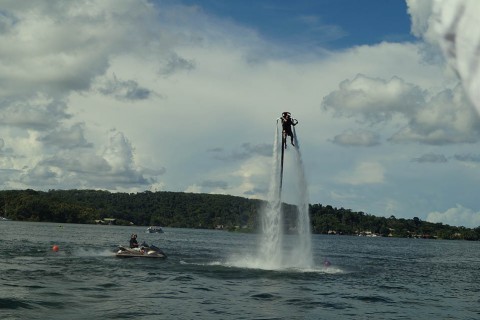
<box><xmin>116</xmin><ymin>243</ymin><xmax>167</xmax><ymax>259</ymax></box>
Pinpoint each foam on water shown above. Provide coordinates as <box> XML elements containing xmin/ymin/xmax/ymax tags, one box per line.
<box><xmin>206</xmin><ymin>255</ymin><xmax>345</xmax><ymax>274</ymax></box>
<box><xmin>186</xmin><ymin>256</ymin><xmax>344</xmax><ymax>274</ymax></box>
<box><xmin>73</xmin><ymin>247</ymin><xmax>117</xmax><ymax>257</ymax></box>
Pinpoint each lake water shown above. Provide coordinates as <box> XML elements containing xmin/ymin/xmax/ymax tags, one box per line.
<box><xmin>1</xmin><ymin>221</ymin><xmax>479</xmax><ymax>319</ymax></box>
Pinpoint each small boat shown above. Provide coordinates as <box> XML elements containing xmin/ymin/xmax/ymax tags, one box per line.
<box><xmin>116</xmin><ymin>244</ymin><xmax>167</xmax><ymax>259</ymax></box>
<box><xmin>146</xmin><ymin>226</ymin><xmax>164</xmax><ymax>233</ymax></box>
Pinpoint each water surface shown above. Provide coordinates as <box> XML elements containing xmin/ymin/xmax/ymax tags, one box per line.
<box><xmin>1</xmin><ymin>221</ymin><xmax>479</xmax><ymax>319</ymax></box>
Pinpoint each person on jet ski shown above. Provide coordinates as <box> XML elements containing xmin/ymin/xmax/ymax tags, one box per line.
<box><xmin>281</xmin><ymin>112</ymin><xmax>298</xmax><ymax>147</ymax></box>
<box><xmin>129</xmin><ymin>234</ymin><xmax>138</xmax><ymax>248</ymax></box>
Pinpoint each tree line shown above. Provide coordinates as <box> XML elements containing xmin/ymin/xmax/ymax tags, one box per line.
<box><xmin>1</xmin><ymin>189</ymin><xmax>479</xmax><ymax>240</ymax></box>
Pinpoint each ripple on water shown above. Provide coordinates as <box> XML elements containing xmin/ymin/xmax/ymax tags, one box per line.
<box><xmin>283</xmin><ymin>293</ymin><xmax>354</xmax><ymax>311</ymax></box>
<box><xmin>250</xmin><ymin>293</ymin><xmax>280</xmax><ymax>301</ymax></box>
<box><xmin>352</xmin><ymin>295</ymin><xmax>395</xmax><ymax>304</ymax></box>
<box><xmin>0</xmin><ymin>298</ymin><xmax>34</xmax><ymax>310</ymax></box>
<box><xmin>2</xmin><ymin>223</ymin><xmax>479</xmax><ymax>320</ymax></box>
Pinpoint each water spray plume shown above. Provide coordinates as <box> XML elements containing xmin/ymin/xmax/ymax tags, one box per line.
<box><xmin>255</xmin><ymin>115</ymin><xmax>313</xmax><ymax>270</ymax></box>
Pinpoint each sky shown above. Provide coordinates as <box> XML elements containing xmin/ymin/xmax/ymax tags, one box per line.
<box><xmin>1</xmin><ymin>0</ymin><xmax>480</xmax><ymax>228</ymax></box>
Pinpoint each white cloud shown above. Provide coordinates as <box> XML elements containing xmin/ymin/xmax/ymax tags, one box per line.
<box><xmin>323</xmin><ymin>74</ymin><xmax>425</xmax><ymax>123</ymax></box>
<box><xmin>390</xmin><ymin>85</ymin><xmax>480</xmax><ymax>144</ymax></box>
<box><xmin>39</xmin><ymin>123</ymin><xmax>92</xmax><ymax>149</ymax></box>
<box><xmin>324</xmin><ymin>74</ymin><xmax>480</xmax><ymax>145</ymax></box>
<box><xmin>209</xmin><ymin>143</ymin><xmax>272</xmax><ymax>161</ymax></box>
<box><xmin>331</xmin><ymin>129</ymin><xmax>380</xmax><ymax>147</ymax></box>
<box><xmin>0</xmin><ymin>95</ymin><xmax>71</xmax><ymax>130</ymax></box>
<box><xmin>0</xmin><ymin>0</ymin><xmax>161</xmax><ymax>96</ymax></box>
<box><xmin>407</xmin><ymin>0</ymin><xmax>480</xmax><ymax>114</ymax></box>
<box><xmin>406</xmin><ymin>0</ymin><xmax>435</xmax><ymax>38</ymax></box>
<box><xmin>336</xmin><ymin>161</ymin><xmax>385</xmax><ymax>186</ymax></box>
<box><xmin>454</xmin><ymin>153</ymin><xmax>480</xmax><ymax>163</ymax></box>
<box><xmin>159</xmin><ymin>53</ymin><xmax>196</xmax><ymax>76</ymax></box>
<box><xmin>0</xmin><ymin>0</ymin><xmax>479</xmax><ymax>228</ymax></box>
<box><xmin>427</xmin><ymin>205</ymin><xmax>480</xmax><ymax>228</ymax></box>
<box><xmin>411</xmin><ymin>153</ymin><xmax>447</xmax><ymax>163</ymax></box>
<box><xmin>433</xmin><ymin>0</ymin><xmax>480</xmax><ymax>112</ymax></box>
<box><xmin>0</xmin><ymin>0</ymin><xmax>170</xmax><ymax>191</ymax></box>
<box><xmin>97</xmin><ymin>74</ymin><xmax>154</xmax><ymax>101</ymax></box>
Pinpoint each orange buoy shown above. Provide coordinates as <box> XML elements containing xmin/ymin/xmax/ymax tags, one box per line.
<box><xmin>52</xmin><ymin>245</ymin><xmax>59</xmax><ymax>252</ymax></box>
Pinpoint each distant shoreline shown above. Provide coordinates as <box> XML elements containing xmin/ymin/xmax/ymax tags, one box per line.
<box><xmin>1</xmin><ymin>189</ymin><xmax>479</xmax><ymax>241</ymax></box>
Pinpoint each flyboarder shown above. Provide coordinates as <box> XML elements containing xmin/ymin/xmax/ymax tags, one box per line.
<box><xmin>278</xmin><ymin>111</ymin><xmax>299</xmax><ymax>193</ymax></box>
<box><xmin>280</xmin><ymin>112</ymin><xmax>298</xmax><ymax>147</ymax></box>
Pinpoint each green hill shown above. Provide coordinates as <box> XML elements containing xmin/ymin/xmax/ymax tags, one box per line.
<box><xmin>1</xmin><ymin>189</ymin><xmax>478</xmax><ymax>240</ymax></box>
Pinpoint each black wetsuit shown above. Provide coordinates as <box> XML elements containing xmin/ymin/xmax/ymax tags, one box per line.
<box><xmin>281</xmin><ymin>116</ymin><xmax>298</xmax><ymax>143</ymax></box>
<box><xmin>129</xmin><ymin>237</ymin><xmax>138</xmax><ymax>248</ymax></box>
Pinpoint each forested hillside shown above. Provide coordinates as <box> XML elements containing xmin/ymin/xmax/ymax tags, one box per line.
<box><xmin>1</xmin><ymin>189</ymin><xmax>478</xmax><ymax>240</ymax></box>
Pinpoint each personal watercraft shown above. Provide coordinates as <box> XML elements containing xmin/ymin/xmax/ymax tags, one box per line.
<box><xmin>116</xmin><ymin>243</ymin><xmax>167</xmax><ymax>259</ymax></box>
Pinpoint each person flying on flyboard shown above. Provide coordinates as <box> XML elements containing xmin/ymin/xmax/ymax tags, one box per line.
<box><xmin>280</xmin><ymin>112</ymin><xmax>298</xmax><ymax>148</ymax></box>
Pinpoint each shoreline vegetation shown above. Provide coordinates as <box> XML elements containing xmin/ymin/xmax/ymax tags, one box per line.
<box><xmin>1</xmin><ymin>189</ymin><xmax>479</xmax><ymax>241</ymax></box>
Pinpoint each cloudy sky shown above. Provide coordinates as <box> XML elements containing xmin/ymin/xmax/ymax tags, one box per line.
<box><xmin>1</xmin><ymin>0</ymin><xmax>480</xmax><ymax>228</ymax></box>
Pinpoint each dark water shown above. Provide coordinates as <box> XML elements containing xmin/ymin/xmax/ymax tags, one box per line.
<box><xmin>1</xmin><ymin>221</ymin><xmax>479</xmax><ymax>320</ymax></box>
